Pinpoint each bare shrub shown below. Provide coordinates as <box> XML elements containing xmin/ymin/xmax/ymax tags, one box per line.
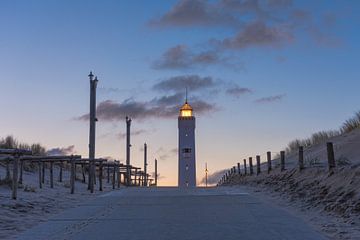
<box><xmin>340</xmin><ymin>111</ymin><xmax>360</xmax><ymax>134</ymax></box>
<box><xmin>286</xmin><ymin>130</ymin><xmax>340</xmax><ymax>154</ymax></box>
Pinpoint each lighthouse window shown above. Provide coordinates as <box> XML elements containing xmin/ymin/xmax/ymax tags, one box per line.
<box><xmin>186</xmin><ymin>165</ymin><xmax>189</xmax><ymax>170</ymax></box>
<box><xmin>182</xmin><ymin>148</ymin><xmax>191</xmax><ymax>153</ymax></box>
<box><xmin>185</xmin><ymin>133</ymin><xmax>188</xmax><ymax>137</ymax></box>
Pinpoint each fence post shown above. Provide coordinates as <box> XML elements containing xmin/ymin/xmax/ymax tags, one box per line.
<box><xmin>6</xmin><ymin>159</ymin><xmax>10</xmax><ymax>180</ymax></box>
<box><xmin>280</xmin><ymin>151</ymin><xmax>285</xmax><ymax>171</ymax></box>
<box><xmin>112</xmin><ymin>163</ymin><xmax>116</xmax><ymax>189</ymax></box>
<box><xmin>12</xmin><ymin>154</ymin><xmax>19</xmax><ymax>200</ymax></box>
<box><xmin>249</xmin><ymin>157</ymin><xmax>254</xmax><ymax>175</ymax></box>
<box><xmin>59</xmin><ymin>161</ymin><xmax>63</xmax><ymax>182</ymax></box>
<box><xmin>107</xmin><ymin>164</ymin><xmax>110</xmax><ymax>183</ymax></box>
<box><xmin>42</xmin><ymin>162</ymin><xmax>45</xmax><ymax>184</ymax></box>
<box><xmin>237</xmin><ymin>162</ymin><xmax>241</xmax><ymax>175</ymax></box>
<box><xmin>90</xmin><ymin>161</ymin><xmax>94</xmax><ymax>193</ymax></box>
<box><xmin>267</xmin><ymin>151</ymin><xmax>272</xmax><ymax>174</ymax></box>
<box><xmin>38</xmin><ymin>161</ymin><xmax>42</xmax><ymax>189</ymax></box>
<box><xmin>19</xmin><ymin>159</ymin><xmax>23</xmax><ymax>184</ymax></box>
<box><xmin>116</xmin><ymin>161</ymin><xmax>120</xmax><ymax>188</ymax></box>
<box><xmin>99</xmin><ymin>162</ymin><xmax>103</xmax><ymax>191</ymax></box>
<box><xmin>82</xmin><ymin>164</ymin><xmax>86</xmax><ymax>183</ymax></box>
<box><xmin>70</xmin><ymin>158</ymin><xmax>75</xmax><ymax>194</ymax></box>
<box><xmin>299</xmin><ymin>146</ymin><xmax>304</xmax><ymax>171</ymax></box>
<box><xmin>327</xmin><ymin>142</ymin><xmax>336</xmax><ymax>171</ymax></box>
<box><xmin>243</xmin><ymin>159</ymin><xmax>247</xmax><ymax>175</ymax></box>
<box><xmin>50</xmin><ymin>161</ymin><xmax>54</xmax><ymax>188</ymax></box>
<box><xmin>256</xmin><ymin>155</ymin><xmax>261</xmax><ymax>175</ymax></box>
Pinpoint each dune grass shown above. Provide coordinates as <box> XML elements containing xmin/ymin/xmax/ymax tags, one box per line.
<box><xmin>285</xmin><ymin>111</ymin><xmax>360</xmax><ymax>154</ymax></box>
<box><xmin>340</xmin><ymin>111</ymin><xmax>360</xmax><ymax>134</ymax></box>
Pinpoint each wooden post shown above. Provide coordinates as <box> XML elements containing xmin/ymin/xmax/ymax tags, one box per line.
<box><xmin>99</xmin><ymin>162</ymin><xmax>103</xmax><ymax>191</ymax></box>
<box><xmin>70</xmin><ymin>158</ymin><xmax>75</xmax><ymax>194</ymax></box>
<box><xmin>90</xmin><ymin>161</ymin><xmax>94</xmax><ymax>193</ymax></box>
<box><xmin>6</xmin><ymin>160</ymin><xmax>10</xmax><ymax>180</ymax></box>
<box><xmin>249</xmin><ymin>157</ymin><xmax>253</xmax><ymax>175</ymax></box>
<box><xmin>59</xmin><ymin>161</ymin><xmax>63</xmax><ymax>182</ymax></box>
<box><xmin>19</xmin><ymin>159</ymin><xmax>23</xmax><ymax>184</ymax></box>
<box><xmin>42</xmin><ymin>162</ymin><xmax>45</xmax><ymax>184</ymax></box>
<box><xmin>267</xmin><ymin>151</ymin><xmax>272</xmax><ymax>174</ymax></box>
<box><xmin>38</xmin><ymin>161</ymin><xmax>42</xmax><ymax>189</ymax></box>
<box><xmin>243</xmin><ymin>159</ymin><xmax>247</xmax><ymax>175</ymax></box>
<box><xmin>280</xmin><ymin>151</ymin><xmax>285</xmax><ymax>171</ymax></box>
<box><xmin>12</xmin><ymin>155</ymin><xmax>19</xmax><ymax>200</ymax></box>
<box><xmin>112</xmin><ymin>163</ymin><xmax>116</xmax><ymax>190</ymax></box>
<box><xmin>117</xmin><ymin>163</ymin><xmax>120</xmax><ymax>188</ymax></box>
<box><xmin>155</xmin><ymin>159</ymin><xmax>158</xmax><ymax>186</ymax></box>
<box><xmin>107</xmin><ymin>164</ymin><xmax>110</xmax><ymax>183</ymax></box>
<box><xmin>299</xmin><ymin>146</ymin><xmax>304</xmax><ymax>171</ymax></box>
<box><xmin>237</xmin><ymin>162</ymin><xmax>241</xmax><ymax>175</ymax></box>
<box><xmin>82</xmin><ymin>164</ymin><xmax>86</xmax><ymax>183</ymax></box>
<box><xmin>256</xmin><ymin>155</ymin><xmax>261</xmax><ymax>175</ymax></box>
<box><xmin>93</xmin><ymin>163</ymin><xmax>96</xmax><ymax>185</ymax></box>
<box><xmin>327</xmin><ymin>142</ymin><xmax>336</xmax><ymax>171</ymax></box>
<box><xmin>50</xmin><ymin>161</ymin><xmax>54</xmax><ymax>188</ymax></box>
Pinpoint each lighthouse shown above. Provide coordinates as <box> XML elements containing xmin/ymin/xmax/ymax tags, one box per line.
<box><xmin>178</xmin><ymin>98</ymin><xmax>196</xmax><ymax>187</ymax></box>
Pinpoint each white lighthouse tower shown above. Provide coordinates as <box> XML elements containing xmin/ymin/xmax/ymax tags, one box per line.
<box><xmin>178</xmin><ymin>96</ymin><xmax>196</xmax><ymax>187</ymax></box>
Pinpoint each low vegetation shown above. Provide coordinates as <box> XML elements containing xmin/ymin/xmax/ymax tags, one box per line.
<box><xmin>286</xmin><ymin>111</ymin><xmax>360</xmax><ymax>154</ymax></box>
<box><xmin>0</xmin><ymin>135</ymin><xmax>46</xmax><ymax>155</ymax></box>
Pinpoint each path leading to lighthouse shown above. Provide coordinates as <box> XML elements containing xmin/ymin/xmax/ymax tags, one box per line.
<box><xmin>17</xmin><ymin>187</ymin><xmax>327</xmax><ymax>240</ymax></box>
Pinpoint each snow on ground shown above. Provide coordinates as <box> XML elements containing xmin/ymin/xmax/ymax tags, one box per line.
<box><xmin>224</xmin><ymin>128</ymin><xmax>360</xmax><ymax>240</ymax></box>
<box><xmin>0</xmin><ymin>164</ymin><xmax>115</xmax><ymax>240</ymax></box>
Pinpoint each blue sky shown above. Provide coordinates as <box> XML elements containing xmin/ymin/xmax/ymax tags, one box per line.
<box><xmin>0</xmin><ymin>0</ymin><xmax>359</xmax><ymax>185</ymax></box>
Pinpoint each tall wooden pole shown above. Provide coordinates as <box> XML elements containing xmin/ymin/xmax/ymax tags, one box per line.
<box><xmin>126</xmin><ymin>116</ymin><xmax>132</xmax><ymax>186</ymax></box>
<box><xmin>88</xmin><ymin>71</ymin><xmax>98</xmax><ymax>193</ymax></box>
<box><xmin>205</xmin><ymin>163</ymin><xmax>208</xmax><ymax>187</ymax></box>
<box><xmin>143</xmin><ymin>143</ymin><xmax>147</xmax><ymax>187</ymax></box>
<box><xmin>155</xmin><ymin>158</ymin><xmax>158</xmax><ymax>186</ymax></box>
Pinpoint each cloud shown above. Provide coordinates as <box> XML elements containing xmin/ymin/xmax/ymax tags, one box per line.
<box><xmin>149</xmin><ymin>0</ymin><xmax>239</xmax><ymax>28</ymax></box>
<box><xmin>76</xmin><ymin>95</ymin><xmax>217</xmax><ymax>122</ymax></box>
<box><xmin>153</xmin><ymin>44</ymin><xmax>237</xmax><ymax>70</ymax></box>
<box><xmin>150</xmin><ymin>92</ymin><xmax>184</xmax><ymax>106</ymax></box>
<box><xmin>46</xmin><ymin>145</ymin><xmax>75</xmax><ymax>156</ymax></box>
<box><xmin>220</xmin><ymin>21</ymin><xmax>293</xmax><ymax>49</ymax></box>
<box><xmin>153</xmin><ymin>75</ymin><xmax>218</xmax><ymax>93</ymax></box>
<box><xmin>199</xmin><ymin>169</ymin><xmax>228</xmax><ymax>185</ymax></box>
<box><xmin>226</xmin><ymin>86</ymin><xmax>252</xmax><ymax>98</ymax></box>
<box><xmin>150</xmin><ymin>0</ymin><xmax>338</xmax><ymax>54</ymax></box>
<box><xmin>254</xmin><ymin>94</ymin><xmax>286</xmax><ymax>103</ymax></box>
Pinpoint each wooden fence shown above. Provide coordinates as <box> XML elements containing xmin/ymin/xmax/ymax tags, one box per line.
<box><xmin>0</xmin><ymin>149</ymin><xmax>155</xmax><ymax>200</ymax></box>
<box><xmin>218</xmin><ymin>142</ymin><xmax>337</xmax><ymax>185</ymax></box>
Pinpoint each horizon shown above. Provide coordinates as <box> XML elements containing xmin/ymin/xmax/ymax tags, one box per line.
<box><xmin>1</xmin><ymin>0</ymin><xmax>359</xmax><ymax>186</ymax></box>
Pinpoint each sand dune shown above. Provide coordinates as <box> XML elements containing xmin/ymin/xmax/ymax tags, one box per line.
<box><xmin>224</xmin><ymin>128</ymin><xmax>360</xmax><ymax>239</ymax></box>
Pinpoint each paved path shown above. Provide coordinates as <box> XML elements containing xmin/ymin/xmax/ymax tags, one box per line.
<box><xmin>18</xmin><ymin>187</ymin><xmax>327</xmax><ymax>240</ymax></box>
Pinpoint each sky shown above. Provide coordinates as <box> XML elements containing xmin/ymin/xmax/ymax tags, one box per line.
<box><xmin>0</xmin><ymin>0</ymin><xmax>359</xmax><ymax>186</ymax></box>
